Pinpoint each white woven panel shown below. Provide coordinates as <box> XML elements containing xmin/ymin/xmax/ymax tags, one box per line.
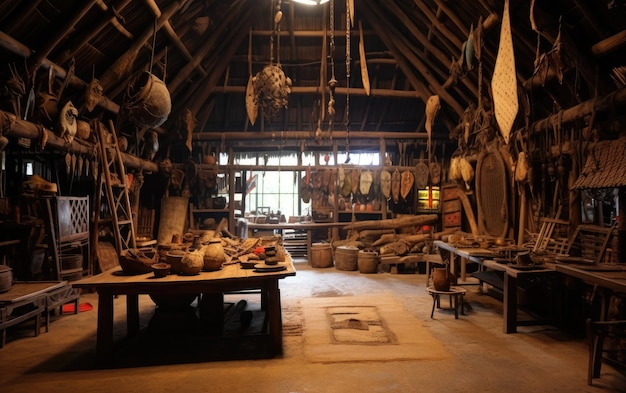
<box><xmin>491</xmin><ymin>0</ymin><xmax>518</xmax><ymax>144</ymax></box>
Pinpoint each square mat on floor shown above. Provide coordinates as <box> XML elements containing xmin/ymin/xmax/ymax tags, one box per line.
<box><xmin>301</xmin><ymin>293</ymin><xmax>451</xmax><ymax>363</ymax></box>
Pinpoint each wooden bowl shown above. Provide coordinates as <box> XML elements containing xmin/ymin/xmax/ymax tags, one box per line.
<box><xmin>151</xmin><ymin>262</ymin><xmax>171</xmax><ymax>278</ymax></box>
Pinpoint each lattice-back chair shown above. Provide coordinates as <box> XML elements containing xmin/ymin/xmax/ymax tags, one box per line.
<box><xmin>45</xmin><ymin>196</ymin><xmax>90</xmax><ymax>280</ymax></box>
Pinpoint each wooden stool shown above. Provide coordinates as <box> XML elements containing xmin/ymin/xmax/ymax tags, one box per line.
<box><xmin>426</xmin><ymin>286</ymin><xmax>466</xmax><ymax>319</ymax></box>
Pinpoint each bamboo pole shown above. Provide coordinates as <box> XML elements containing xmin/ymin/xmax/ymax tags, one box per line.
<box><xmin>212</xmin><ymin>85</ymin><xmax>419</xmax><ymax>98</ymax></box>
<box><xmin>592</xmin><ymin>29</ymin><xmax>626</xmax><ymax>57</ymax></box>
<box><xmin>529</xmin><ymin>87</ymin><xmax>626</xmax><ymax>136</ymax></box>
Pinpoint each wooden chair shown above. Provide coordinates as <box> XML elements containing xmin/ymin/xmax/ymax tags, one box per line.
<box><xmin>587</xmin><ymin>318</ymin><xmax>626</xmax><ymax>385</ymax></box>
<box><xmin>532</xmin><ymin>217</ymin><xmax>569</xmax><ymax>253</ymax></box>
<box><xmin>558</xmin><ymin>225</ymin><xmax>614</xmax><ymax>264</ymax></box>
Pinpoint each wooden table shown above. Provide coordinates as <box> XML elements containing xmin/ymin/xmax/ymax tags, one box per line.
<box><xmin>434</xmin><ymin>240</ymin><xmax>558</xmax><ymax>333</ymax></box>
<box><xmin>554</xmin><ymin>263</ymin><xmax>626</xmax><ymax>326</ymax></box>
<box><xmin>555</xmin><ymin>263</ymin><xmax>626</xmax><ymax>383</ymax></box>
<box><xmin>72</xmin><ymin>258</ymin><xmax>296</xmax><ymax>362</ymax></box>
<box><xmin>555</xmin><ymin>264</ymin><xmax>626</xmax><ymax>293</ymax></box>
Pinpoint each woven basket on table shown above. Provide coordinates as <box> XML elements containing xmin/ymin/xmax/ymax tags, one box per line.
<box><xmin>119</xmin><ymin>248</ymin><xmax>158</xmax><ymax>275</ymax></box>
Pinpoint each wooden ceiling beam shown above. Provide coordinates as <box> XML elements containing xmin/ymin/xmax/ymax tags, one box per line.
<box><xmin>29</xmin><ymin>0</ymin><xmax>100</xmax><ymax>73</ymax></box>
<box><xmin>56</xmin><ymin>0</ymin><xmax>134</xmax><ymax>66</ymax></box>
<box><xmin>389</xmin><ymin>0</ymin><xmax>477</xmax><ymax>99</ymax></box>
<box><xmin>362</xmin><ymin>1</ymin><xmax>464</xmax><ymax>117</ymax></box>
<box><xmin>192</xmin><ymin>10</ymin><xmax>253</xmax><ymax>131</ymax></box>
<box><xmin>142</xmin><ymin>0</ymin><xmax>207</xmax><ymax>77</ymax></box>
<box><xmin>412</xmin><ymin>0</ymin><xmax>464</xmax><ymax>49</ymax></box>
<box><xmin>99</xmin><ymin>0</ymin><xmax>187</xmax><ymax>93</ymax></box>
<box><xmin>168</xmin><ymin>0</ymin><xmax>246</xmax><ymax>93</ymax></box>
<box><xmin>360</xmin><ymin>3</ymin><xmax>429</xmax><ymax>101</ymax></box>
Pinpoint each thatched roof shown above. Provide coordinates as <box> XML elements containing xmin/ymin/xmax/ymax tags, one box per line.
<box><xmin>0</xmin><ymin>0</ymin><xmax>625</xmax><ymax>152</ymax></box>
<box><xmin>573</xmin><ymin>136</ymin><xmax>626</xmax><ymax>190</ymax></box>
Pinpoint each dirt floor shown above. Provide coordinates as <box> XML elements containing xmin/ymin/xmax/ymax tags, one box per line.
<box><xmin>1</xmin><ymin>259</ymin><xmax>625</xmax><ymax>393</ymax></box>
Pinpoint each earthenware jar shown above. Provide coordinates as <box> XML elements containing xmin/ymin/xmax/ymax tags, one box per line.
<box><xmin>432</xmin><ymin>267</ymin><xmax>451</xmax><ymax>291</ymax></box>
<box><xmin>203</xmin><ymin>238</ymin><xmax>225</xmax><ymax>271</ymax></box>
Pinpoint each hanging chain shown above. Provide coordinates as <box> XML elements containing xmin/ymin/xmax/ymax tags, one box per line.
<box><xmin>326</xmin><ymin>0</ymin><xmax>337</xmax><ymax>137</ymax></box>
<box><xmin>344</xmin><ymin>0</ymin><xmax>351</xmax><ymax>153</ymax></box>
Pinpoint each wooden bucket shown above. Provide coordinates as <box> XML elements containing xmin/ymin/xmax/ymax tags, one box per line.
<box><xmin>358</xmin><ymin>250</ymin><xmax>379</xmax><ymax>274</ymax></box>
<box><xmin>335</xmin><ymin>246</ymin><xmax>359</xmax><ymax>271</ymax></box>
<box><xmin>310</xmin><ymin>243</ymin><xmax>333</xmax><ymax>268</ymax></box>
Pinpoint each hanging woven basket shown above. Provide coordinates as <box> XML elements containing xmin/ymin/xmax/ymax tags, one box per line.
<box><xmin>126</xmin><ymin>71</ymin><xmax>172</xmax><ymax>128</ymax></box>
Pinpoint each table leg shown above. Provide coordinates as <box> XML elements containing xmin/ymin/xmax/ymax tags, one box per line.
<box><xmin>199</xmin><ymin>292</ymin><xmax>224</xmax><ymax>335</ymax></box>
<box><xmin>126</xmin><ymin>294</ymin><xmax>139</xmax><ymax>337</ymax></box>
<box><xmin>460</xmin><ymin>257</ymin><xmax>467</xmax><ymax>282</ymax></box>
<box><xmin>430</xmin><ymin>295</ymin><xmax>436</xmax><ymax>318</ymax></box>
<box><xmin>503</xmin><ymin>273</ymin><xmax>518</xmax><ymax>333</ymax></box>
<box><xmin>592</xmin><ymin>290</ymin><xmax>612</xmax><ymax>378</ymax></box>
<box><xmin>265</xmin><ymin>280</ymin><xmax>283</xmax><ymax>354</ymax></box>
<box><xmin>96</xmin><ymin>288</ymin><xmax>114</xmax><ymax>361</ymax></box>
<box><xmin>307</xmin><ymin>229</ymin><xmax>313</xmax><ymax>265</ymax></box>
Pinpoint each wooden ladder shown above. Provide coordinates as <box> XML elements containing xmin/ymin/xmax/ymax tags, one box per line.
<box><xmin>93</xmin><ymin>120</ymin><xmax>136</xmax><ymax>257</ymax></box>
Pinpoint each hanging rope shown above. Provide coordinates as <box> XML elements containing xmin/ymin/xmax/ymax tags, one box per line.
<box><xmin>275</xmin><ymin>1</ymin><xmax>283</xmax><ymax>66</ymax></box>
<box><xmin>269</xmin><ymin>0</ymin><xmax>275</xmax><ymax>65</ymax></box>
<box><xmin>149</xmin><ymin>18</ymin><xmax>157</xmax><ymax>74</ymax></box>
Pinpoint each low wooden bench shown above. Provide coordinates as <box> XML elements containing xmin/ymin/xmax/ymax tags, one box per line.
<box><xmin>0</xmin><ymin>281</ymin><xmax>78</xmax><ymax>348</ymax></box>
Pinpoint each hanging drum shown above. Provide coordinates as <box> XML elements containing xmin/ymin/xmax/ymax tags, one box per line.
<box><xmin>125</xmin><ymin>71</ymin><xmax>172</xmax><ymax>128</ymax></box>
<box><xmin>475</xmin><ymin>147</ymin><xmax>509</xmax><ymax>238</ymax></box>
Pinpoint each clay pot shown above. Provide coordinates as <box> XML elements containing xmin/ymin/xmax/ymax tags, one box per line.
<box><xmin>166</xmin><ymin>250</ymin><xmax>186</xmax><ymax>274</ymax></box>
<box><xmin>178</xmin><ymin>249</ymin><xmax>204</xmax><ymax>275</ymax></box>
<box><xmin>126</xmin><ymin>71</ymin><xmax>171</xmax><ymax>128</ymax></box>
<box><xmin>432</xmin><ymin>267</ymin><xmax>451</xmax><ymax>291</ymax></box>
<box><xmin>203</xmin><ymin>238</ymin><xmax>225</xmax><ymax>271</ymax></box>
